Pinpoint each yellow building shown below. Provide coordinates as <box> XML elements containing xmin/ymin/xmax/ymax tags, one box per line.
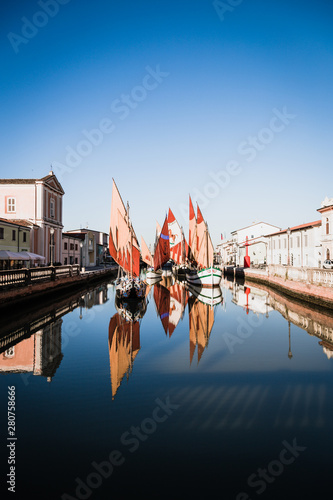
<box><xmin>0</xmin><ymin>218</ymin><xmax>41</xmax><ymax>269</ymax></box>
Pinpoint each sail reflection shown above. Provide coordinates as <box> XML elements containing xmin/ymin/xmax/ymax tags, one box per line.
<box><xmin>189</xmin><ymin>293</ymin><xmax>215</xmax><ymax>365</ymax></box>
<box><xmin>108</xmin><ymin>287</ymin><xmax>149</xmax><ymax>399</ymax></box>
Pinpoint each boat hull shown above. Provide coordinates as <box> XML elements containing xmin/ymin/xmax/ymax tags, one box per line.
<box><xmin>186</xmin><ymin>283</ymin><xmax>222</xmax><ymax>306</ymax></box>
<box><xmin>186</xmin><ymin>266</ymin><xmax>222</xmax><ymax>287</ymax></box>
<box><xmin>115</xmin><ymin>278</ymin><xmax>147</xmax><ymax>300</ymax></box>
<box><xmin>146</xmin><ymin>268</ymin><xmax>162</xmax><ymax>279</ymax></box>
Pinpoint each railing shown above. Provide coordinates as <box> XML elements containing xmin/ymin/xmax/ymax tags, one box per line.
<box><xmin>0</xmin><ymin>265</ymin><xmax>80</xmax><ymax>289</ymax></box>
<box><xmin>246</xmin><ymin>264</ymin><xmax>333</xmax><ymax>288</ymax></box>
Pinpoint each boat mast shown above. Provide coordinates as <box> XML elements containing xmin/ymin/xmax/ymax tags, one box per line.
<box><xmin>127</xmin><ymin>201</ymin><xmax>133</xmax><ymax>280</ymax></box>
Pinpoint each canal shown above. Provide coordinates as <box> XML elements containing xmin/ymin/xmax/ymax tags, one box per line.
<box><xmin>1</xmin><ymin>275</ymin><xmax>333</xmax><ymax>499</ymax></box>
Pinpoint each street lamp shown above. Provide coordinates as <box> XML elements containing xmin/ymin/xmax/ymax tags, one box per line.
<box><xmin>287</xmin><ymin>227</ymin><xmax>291</xmax><ymax>266</ymax></box>
<box><xmin>50</xmin><ymin>228</ymin><xmax>55</xmax><ymax>266</ymax></box>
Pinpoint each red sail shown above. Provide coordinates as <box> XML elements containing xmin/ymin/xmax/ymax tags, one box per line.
<box><xmin>154</xmin><ymin>215</ymin><xmax>170</xmax><ymax>271</ymax></box>
<box><xmin>188</xmin><ymin>196</ymin><xmax>197</xmax><ymax>264</ymax></box>
<box><xmin>168</xmin><ymin>208</ymin><xmax>183</xmax><ymax>265</ymax></box>
<box><xmin>109</xmin><ymin>179</ymin><xmax>141</xmax><ymax>277</ymax></box>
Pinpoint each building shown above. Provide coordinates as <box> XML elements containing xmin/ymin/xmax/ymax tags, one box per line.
<box><xmin>65</xmin><ymin>228</ymin><xmax>108</xmax><ymax>267</ymax></box>
<box><xmin>0</xmin><ymin>218</ymin><xmax>31</xmax><ymax>253</ymax></box>
<box><xmin>218</xmin><ymin>222</ymin><xmax>281</xmax><ymax>266</ymax></box>
<box><xmin>266</xmin><ymin>198</ymin><xmax>333</xmax><ymax>268</ymax></box>
<box><xmin>0</xmin><ymin>170</ymin><xmax>64</xmax><ymax>264</ymax></box>
<box><xmin>0</xmin><ymin>218</ymin><xmax>45</xmax><ymax>269</ymax></box>
<box><xmin>62</xmin><ymin>232</ymin><xmax>83</xmax><ymax>266</ymax></box>
<box><xmin>317</xmin><ymin>196</ymin><xmax>333</xmax><ymax>262</ymax></box>
<box><xmin>266</xmin><ymin>221</ymin><xmax>322</xmax><ymax>267</ymax></box>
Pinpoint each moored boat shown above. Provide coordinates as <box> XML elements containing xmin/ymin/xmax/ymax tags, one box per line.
<box><xmin>109</xmin><ymin>179</ymin><xmax>146</xmax><ymax>302</ymax></box>
<box><xmin>186</xmin><ymin>197</ymin><xmax>222</xmax><ymax>287</ymax></box>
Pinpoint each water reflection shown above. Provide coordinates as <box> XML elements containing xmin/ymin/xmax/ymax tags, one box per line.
<box><xmin>0</xmin><ymin>284</ymin><xmax>109</xmax><ymax>381</ymax></box>
<box><xmin>227</xmin><ymin>277</ymin><xmax>333</xmax><ymax>360</ymax></box>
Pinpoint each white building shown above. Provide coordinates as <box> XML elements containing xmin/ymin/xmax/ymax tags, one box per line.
<box><xmin>260</xmin><ymin>197</ymin><xmax>333</xmax><ymax>268</ymax></box>
<box><xmin>266</xmin><ymin>220</ymin><xmax>322</xmax><ymax>267</ymax></box>
<box><xmin>218</xmin><ymin>222</ymin><xmax>281</xmax><ymax>266</ymax></box>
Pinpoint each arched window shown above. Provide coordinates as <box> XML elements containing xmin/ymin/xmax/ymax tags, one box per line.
<box><xmin>326</xmin><ymin>218</ymin><xmax>330</xmax><ymax>235</ymax></box>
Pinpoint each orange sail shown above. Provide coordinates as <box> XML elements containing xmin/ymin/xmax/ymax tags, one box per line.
<box><xmin>141</xmin><ymin>236</ymin><xmax>153</xmax><ymax>267</ymax></box>
<box><xmin>168</xmin><ymin>208</ymin><xmax>183</xmax><ymax>265</ymax></box>
<box><xmin>188</xmin><ymin>196</ymin><xmax>197</xmax><ymax>264</ymax></box>
<box><xmin>153</xmin><ymin>215</ymin><xmax>170</xmax><ymax>271</ymax></box>
<box><xmin>193</xmin><ymin>203</ymin><xmax>215</xmax><ymax>270</ymax></box>
<box><xmin>109</xmin><ymin>179</ymin><xmax>141</xmax><ymax>277</ymax></box>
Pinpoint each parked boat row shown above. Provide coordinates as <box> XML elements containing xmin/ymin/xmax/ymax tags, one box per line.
<box><xmin>108</xmin><ymin>180</ymin><xmax>222</xmax><ymax>310</ymax></box>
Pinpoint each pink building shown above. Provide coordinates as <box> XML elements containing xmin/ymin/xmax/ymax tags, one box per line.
<box><xmin>0</xmin><ymin>170</ymin><xmax>64</xmax><ymax>263</ymax></box>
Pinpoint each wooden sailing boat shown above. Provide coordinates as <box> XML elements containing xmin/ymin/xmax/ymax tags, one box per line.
<box><xmin>145</xmin><ymin>215</ymin><xmax>171</xmax><ymax>279</ymax></box>
<box><xmin>167</xmin><ymin>208</ymin><xmax>189</xmax><ymax>277</ymax></box>
<box><xmin>109</xmin><ymin>179</ymin><xmax>146</xmax><ymax>300</ymax></box>
<box><xmin>186</xmin><ymin>197</ymin><xmax>222</xmax><ymax>287</ymax></box>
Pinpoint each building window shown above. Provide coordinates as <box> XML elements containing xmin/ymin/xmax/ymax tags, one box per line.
<box><xmin>326</xmin><ymin>218</ymin><xmax>329</xmax><ymax>235</ymax></box>
<box><xmin>7</xmin><ymin>198</ymin><xmax>16</xmax><ymax>213</ymax></box>
<box><xmin>284</xmin><ymin>238</ymin><xmax>287</xmax><ymax>249</ymax></box>
<box><xmin>23</xmin><ymin>232</ymin><xmax>27</xmax><ymax>242</ymax></box>
<box><xmin>50</xmin><ymin>199</ymin><xmax>55</xmax><ymax>218</ymax></box>
<box><xmin>64</xmin><ymin>257</ymin><xmax>68</xmax><ymax>265</ymax></box>
<box><xmin>290</xmin><ymin>238</ymin><xmax>293</xmax><ymax>249</ymax></box>
<box><xmin>75</xmin><ymin>257</ymin><xmax>78</xmax><ymax>264</ymax></box>
<box><xmin>291</xmin><ymin>253</ymin><xmax>294</xmax><ymax>266</ymax></box>
<box><xmin>64</xmin><ymin>242</ymin><xmax>68</xmax><ymax>250</ymax></box>
<box><xmin>0</xmin><ymin>228</ymin><xmax>3</xmax><ymax>239</ymax></box>
<box><xmin>70</xmin><ymin>243</ymin><xmax>74</xmax><ymax>250</ymax></box>
<box><xmin>75</xmin><ymin>244</ymin><xmax>78</xmax><ymax>251</ymax></box>
<box><xmin>297</xmin><ymin>236</ymin><xmax>300</xmax><ymax>247</ymax></box>
<box><xmin>12</xmin><ymin>230</ymin><xmax>16</xmax><ymax>241</ymax></box>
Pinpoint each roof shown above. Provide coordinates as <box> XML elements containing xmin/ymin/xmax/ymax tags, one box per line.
<box><xmin>0</xmin><ymin>170</ymin><xmax>64</xmax><ymax>194</ymax></box>
<box><xmin>231</xmin><ymin>221</ymin><xmax>281</xmax><ymax>234</ymax></box>
<box><xmin>62</xmin><ymin>232</ymin><xmax>86</xmax><ymax>240</ymax></box>
<box><xmin>0</xmin><ymin>218</ymin><xmax>37</xmax><ymax>229</ymax></box>
<box><xmin>267</xmin><ymin>220</ymin><xmax>321</xmax><ymax>237</ymax></box>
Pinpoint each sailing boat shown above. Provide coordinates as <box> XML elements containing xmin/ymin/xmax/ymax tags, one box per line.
<box><xmin>109</xmin><ymin>179</ymin><xmax>146</xmax><ymax>301</ymax></box>
<box><xmin>145</xmin><ymin>215</ymin><xmax>170</xmax><ymax>279</ymax></box>
<box><xmin>167</xmin><ymin>208</ymin><xmax>189</xmax><ymax>278</ymax></box>
<box><xmin>186</xmin><ymin>197</ymin><xmax>222</xmax><ymax>287</ymax></box>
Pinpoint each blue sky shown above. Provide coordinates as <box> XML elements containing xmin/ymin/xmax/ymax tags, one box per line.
<box><xmin>1</xmin><ymin>0</ymin><xmax>333</xmax><ymax>247</ymax></box>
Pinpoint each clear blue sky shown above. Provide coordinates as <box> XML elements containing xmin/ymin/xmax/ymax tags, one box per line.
<box><xmin>1</xmin><ymin>0</ymin><xmax>332</xmax><ymax>247</ymax></box>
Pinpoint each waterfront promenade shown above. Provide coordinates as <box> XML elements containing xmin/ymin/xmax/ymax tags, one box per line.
<box><xmin>0</xmin><ymin>264</ymin><xmax>118</xmax><ymax>311</ymax></box>
<box><xmin>224</xmin><ymin>265</ymin><xmax>333</xmax><ymax>310</ymax></box>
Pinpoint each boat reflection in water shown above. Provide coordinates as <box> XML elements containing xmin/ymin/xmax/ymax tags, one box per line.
<box><xmin>108</xmin><ymin>285</ymin><xmax>149</xmax><ymax>399</ymax></box>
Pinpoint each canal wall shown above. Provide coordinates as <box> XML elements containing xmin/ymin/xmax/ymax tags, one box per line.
<box><xmin>228</xmin><ymin>266</ymin><xmax>333</xmax><ymax>310</ymax></box>
<box><xmin>0</xmin><ymin>267</ymin><xmax>117</xmax><ymax>312</ymax></box>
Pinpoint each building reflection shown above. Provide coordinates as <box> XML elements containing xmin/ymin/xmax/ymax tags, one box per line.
<box><xmin>0</xmin><ymin>283</ymin><xmax>109</xmax><ymax>381</ymax></box>
<box><xmin>227</xmin><ymin>277</ymin><xmax>333</xmax><ymax>360</ymax></box>
<box><xmin>0</xmin><ymin>320</ymin><xmax>63</xmax><ymax>382</ymax></box>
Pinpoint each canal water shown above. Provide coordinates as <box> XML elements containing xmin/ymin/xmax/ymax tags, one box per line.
<box><xmin>1</xmin><ymin>275</ymin><xmax>333</xmax><ymax>499</ymax></box>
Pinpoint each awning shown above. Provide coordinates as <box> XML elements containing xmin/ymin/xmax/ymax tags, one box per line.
<box><xmin>0</xmin><ymin>250</ymin><xmax>45</xmax><ymax>261</ymax></box>
<box><xmin>20</xmin><ymin>252</ymin><xmax>46</xmax><ymax>261</ymax></box>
